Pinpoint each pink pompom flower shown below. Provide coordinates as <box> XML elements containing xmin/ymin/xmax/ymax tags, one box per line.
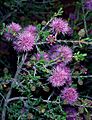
<box><xmin>4</xmin><ymin>22</ymin><xmax>22</xmax><ymax>41</ymax></box>
<box><xmin>13</xmin><ymin>31</ymin><xmax>35</xmax><ymax>52</ymax></box>
<box><xmin>58</xmin><ymin>46</ymin><xmax>73</xmax><ymax>64</ymax></box>
<box><xmin>7</xmin><ymin>22</ymin><xmax>22</xmax><ymax>32</ymax></box>
<box><xmin>50</xmin><ymin>18</ymin><xmax>72</xmax><ymax>35</ymax></box>
<box><xmin>49</xmin><ymin>45</ymin><xmax>73</xmax><ymax>64</ymax></box>
<box><xmin>61</xmin><ymin>87</ymin><xmax>78</xmax><ymax>104</ymax></box>
<box><xmin>24</xmin><ymin>25</ymin><xmax>37</xmax><ymax>36</ymax></box>
<box><xmin>49</xmin><ymin>64</ymin><xmax>72</xmax><ymax>87</ymax></box>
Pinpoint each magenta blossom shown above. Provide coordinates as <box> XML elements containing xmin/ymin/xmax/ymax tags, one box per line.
<box><xmin>61</xmin><ymin>87</ymin><xmax>78</xmax><ymax>104</ymax></box>
<box><xmin>4</xmin><ymin>32</ymin><xmax>13</xmax><ymax>41</ymax></box>
<box><xmin>64</xmin><ymin>106</ymin><xmax>77</xmax><ymax>120</ymax></box>
<box><xmin>50</xmin><ymin>18</ymin><xmax>72</xmax><ymax>35</ymax></box>
<box><xmin>49</xmin><ymin>45</ymin><xmax>73</xmax><ymax>64</ymax></box>
<box><xmin>48</xmin><ymin>45</ymin><xmax>61</xmax><ymax>60</ymax></box>
<box><xmin>7</xmin><ymin>22</ymin><xmax>22</xmax><ymax>32</ymax></box>
<box><xmin>14</xmin><ymin>31</ymin><xmax>35</xmax><ymax>52</ymax></box>
<box><xmin>49</xmin><ymin>64</ymin><xmax>72</xmax><ymax>87</ymax></box>
<box><xmin>58</xmin><ymin>46</ymin><xmax>73</xmax><ymax>64</ymax></box>
<box><xmin>85</xmin><ymin>0</ymin><xmax>92</xmax><ymax>11</ymax></box>
<box><xmin>24</xmin><ymin>25</ymin><xmax>37</xmax><ymax>36</ymax></box>
<box><xmin>4</xmin><ymin>22</ymin><xmax>21</xmax><ymax>41</ymax></box>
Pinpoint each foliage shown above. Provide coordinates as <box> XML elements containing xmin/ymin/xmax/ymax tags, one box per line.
<box><xmin>0</xmin><ymin>0</ymin><xmax>92</xmax><ymax>120</ymax></box>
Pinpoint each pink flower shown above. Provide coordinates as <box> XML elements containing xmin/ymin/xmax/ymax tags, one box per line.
<box><xmin>7</xmin><ymin>22</ymin><xmax>22</xmax><ymax>32</ymax></box>
<box><xmin>49</xmin><ymin>45</ymin><xmax>73</xmax><ymax>64</ymax></box>
<box><xmin>50</xmin><ymin>18</ymin><xmax>72</xmax><ymax>35</ymax></box>
<box><xmin>14</xmin><ymin>31</ymin><xmax>35</xmax><ymax>52</ymax></box>
<box><xmin>49</xmin><ymin>64</ymin><xmax>72</xmax><ymax>87</ymax></box>
<box><xmin>24</xmin><ymin>25</ymin><xmax>37</xmax><ymax>36</ymax></box>
<box><xmin>46</xmin><ymin>35</ymin><xmax>56</xmax><ymax>45</ymax></box>
<box><xmin>4</xmin><ymin>32</ymin><xmax>12</xmax><ymax>41</ymax></box>
<box><xmin>58</xmin><ymin>46</ymin><xmax>73</xmax><ymax>64</ymax></box>
<box><xmin>67</xmin><ymin>27</ymin><xmax>73</xmax><ymax>36</ymax></box>
<box><xmin>61</xmin><ymin>87</ymin><xmax>78</xmax><ymax>104</ymax></box>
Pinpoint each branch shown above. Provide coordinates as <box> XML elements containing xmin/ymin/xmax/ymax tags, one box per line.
<box><xmin>7</xmin><ymin>97</ymin><xmax>27</xmax><ymax>103</ymax></box>
<box><xmin>81</xmin><ymin>0</ymin><xmax>88</xmax><ymax>37</ymax></box>
<box><xmin>36</xmin><ymin>39</ymin><xmax>92</xmax><ymax>45</ymax></box>
<box><xmin>1</xmin><ymin>53</ymin><xmax>28</xmax><ymax>120</ymax></box>
<box><xmin>0</xmin><ymin>10</ymin><xmax>17</xmax><ymax>23</ymax></box>
<box><xmin>6</xmin><ymin>97</ymin><xmax>92</xmax><ymax>110</ymax></box>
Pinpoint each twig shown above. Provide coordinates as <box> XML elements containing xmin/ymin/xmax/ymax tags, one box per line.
<box><xmin>6</xmin><ymin>96</ymin><xmax>92</xmax><ymax>109</ymax></box>
<box><xmin>0</xmin><ymin>79</ymin><xmax>12</xmax><ymax>85</ymax></box>
<box><xmin>35</xmin><ymin>13</ymin><xmax>54</xmax><ymax>53</ymax></box>
<box><xmin>36</xmin><ymin>39</ymin><xmax>92</xmax><ymax>45</ymax></box>
<box><xmin>0</xmin><ymin>10</ymin><xmax>17</xmax><ymax>23</ymax></box>
<box><xmin>32</xmin><ymin>0</ymin><xmax>56</xmax><ymax>4</ymax></box>
<box><xmin>47</xmin><ymin>92</ymin><xmax>54</xmax><ymax>101</ymax></box>
<box><xmin>35</xmin><ymin>7</ymin><xmax>61</xmax><ymax>52</ymax></box>
<box><xmin>80</xmin><ymin>95</ymin><xmax>92</xmax><ymax>100</ymax></box>
<box><xmin>0</xmin><ymin>93</ymin><xmax>5</xmax><ymax>100</ymax></box>
<box><xmin>72</xmin><ymin>75</ymin><xmax>92</xmax><ymax>78</ymax></box>
<box><xmin>7</xmin><ymin>97</ymin><xmax>27</xmax><ymax>103</ymax></box>
<box><xmin>81</xmin><ymin>0</ymin><xmax>89</xmax><ymax>37</ymax></box>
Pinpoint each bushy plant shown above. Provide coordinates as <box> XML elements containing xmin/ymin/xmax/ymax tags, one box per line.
<box><xmin>0</xmin><ymin>0</ymin><xmax>92</xmax><ymax>120</ymax></box>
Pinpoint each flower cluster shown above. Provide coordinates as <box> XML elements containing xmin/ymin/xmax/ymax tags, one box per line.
<box><xmin>4</xmin><ymin>22</ymin><xmax>37</xmax><ymax>52</ymax></box>
<box><xmin>61</xmin><ymin>87</ymin><xmax>78</xmax><ymax>104</ymax></box>
<box><xmin>49</xmin><ymin>45</ymin><xmax>73</xmax><ymax>64</ymax></box>
<box><xmin>85</xmin><ymin>0</ymin><xmax>92</xmax><ymax>11</ymax></box>
<box><xmin>4</xmin><ymin>22</ymin><xmax>22</xmax><ymax>41</ymax></box>
<box><xmin>48</xmin><ymin>44</ymin><xmax>78</xmax><ymax>104</ymax></box>
<box><xmin>13</xmin><ymin>31</ymin><xmax>35</xmax><ymax>52</ymax></box>
<box><xmin>49</xmin><ymin>63</ymin><xmax>72</xmax><ymax>87</ymax></box>
<box><xmin>50</xmin><ymin>18</ymin><xmax>72</xmax><ymax>35</ymax></box>
<box><xmin>58</xmin><ymin>46</ymin><xmax>73</xmax><ymax>64</ymax></box>
<box><xmin>7</xmin><ymin>22</ymin><xmax>22</xmax><ymax>32</ymax></box>
<box><xmin>4</xmin><ymin>17</ymin><xmax>78</xmax><ymax>105</ymax></box>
